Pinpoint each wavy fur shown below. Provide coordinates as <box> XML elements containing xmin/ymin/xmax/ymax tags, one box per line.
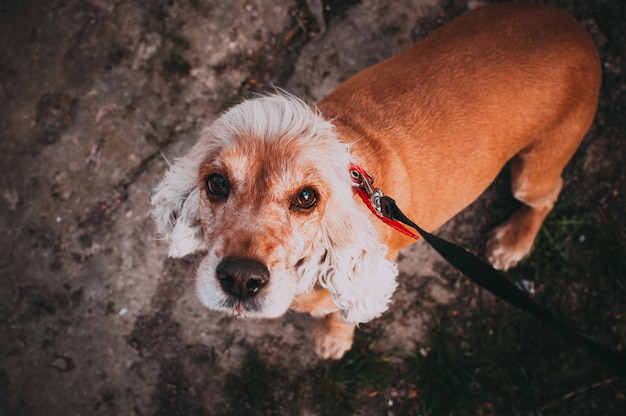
<box><xmin>151</xmin><ymin>93</ymin><xmax>398</xmax><ymax>326</ymax></box>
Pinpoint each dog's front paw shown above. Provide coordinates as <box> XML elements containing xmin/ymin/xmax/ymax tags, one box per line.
<box><xmin>314</xmin><ymin>331</ymin><xmax>353</xmax><ymax>360</ymax></box>
<box><xmin>313</xmin><ymin>314</ymin><xmax>355</xmax><ymax>360</ymax></box>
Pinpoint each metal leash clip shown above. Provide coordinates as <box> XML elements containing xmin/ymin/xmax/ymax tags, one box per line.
<box><xmin>350</xmin><ymin>168</ymin><xmax>385</xmax><ymax>216</ymax></box>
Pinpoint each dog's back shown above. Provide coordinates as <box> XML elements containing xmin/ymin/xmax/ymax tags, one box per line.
<box><xmin>318</xmin><ymin>2</ymin><xmax>601</xmax><ymax>266</ymax></box>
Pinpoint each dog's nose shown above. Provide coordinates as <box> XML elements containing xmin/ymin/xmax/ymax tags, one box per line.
<box><xmin>216</xmin><ymin>257</ymin><xmax>269</xmax><ymax>299</ymax></box>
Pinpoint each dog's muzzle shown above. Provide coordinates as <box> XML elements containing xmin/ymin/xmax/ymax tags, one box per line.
<box><xmin>216</xmin><ymin>256</ymin><xmax>269</xmax><ymax>300</ymax></box>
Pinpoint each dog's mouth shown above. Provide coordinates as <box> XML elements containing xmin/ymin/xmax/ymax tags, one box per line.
<box><xmin>218</xmin><ymin>293</ymin><xmax>265</xmax><ymax>317</ymax></box>
<box><xmin>197</xmin><ymin>253</ymin><xmax>298</xmax><ymax>319</ymax></box>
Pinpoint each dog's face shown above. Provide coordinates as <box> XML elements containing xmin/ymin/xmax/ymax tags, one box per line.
<box><xmin>151</xmin><ymin>95</ymin><xmax>398</xmax><ymax>323</ymax></box>
<box><xmin>194</xmin><ymin>120</ymin><xmax>339</xmax><ymax>318</ymax></box>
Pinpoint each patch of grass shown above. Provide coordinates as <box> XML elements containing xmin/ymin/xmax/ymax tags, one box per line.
<box><xmin>413</xmin><ymin>196</ymin><xmax>626</xmax><ymax>415</ymax></box>
<box><xmin>435</xmin><ymin>311</ymin><xmax>623</xmax><ymax>415</ymax></box>
<box><xmin>222</xmin><ymin>344</ymin><xmax>399</xmax><ymax>415</ymax></box>
<box><xmin>305</xmin><ymin>348</ymin><xmax>396</xmax><ymax>415</ymax></box>
<box><xmin>413</xmin><ymin>312</ymin><xmax>606</xmax><ymax>416</ymax></box>
<box><xmin>521</xmin><ymin>200</ymin><xmax>596</xmax><ymax>281</ymax></box>
<box><xmin>224</xmin><ymin>350</ymin><xmax>281</xmax><ymax>413</ymax></box>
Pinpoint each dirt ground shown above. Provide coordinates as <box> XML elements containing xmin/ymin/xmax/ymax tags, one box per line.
<box><xmin>1</xmin><ymin>0</ymin><xmax>624</xmax><ymax>415</ymax></box>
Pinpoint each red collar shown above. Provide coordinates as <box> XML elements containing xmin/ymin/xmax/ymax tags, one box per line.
<box><xmin>349</xmin><ymin>163</ymin><xmax>420</xmax><ymax>240</ymax></box>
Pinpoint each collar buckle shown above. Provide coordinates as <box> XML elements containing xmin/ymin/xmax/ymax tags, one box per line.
<box><xmin>350</xmin><ymin>166</ymin><xmax>385</xmax><ymax>216</ymax></box>
<box><xmin>349</xmin><ymin>163</ymin><xmax>420</xmax><ymax>240</ymax></box>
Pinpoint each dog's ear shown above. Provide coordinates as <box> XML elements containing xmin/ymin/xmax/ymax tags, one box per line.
<box><xmin>151</xmin><ymin>151</ymin><xmax>205</xmax><ymax>258</ymax></box>
<box><xmin>317</xmin><ymin>194</ymin><xmax>399</xmax><ymax>324</ymax></box>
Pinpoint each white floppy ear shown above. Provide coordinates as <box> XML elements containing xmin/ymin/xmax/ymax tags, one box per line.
<box><xmin>151</xmin><ymin>150</ymin><xmax>205</xmax><ymax>258</ymax></box>
<box><xmin>317</xmin><ymin>193</ymin><xmax>399</xmax><ymax>324</ymax></box>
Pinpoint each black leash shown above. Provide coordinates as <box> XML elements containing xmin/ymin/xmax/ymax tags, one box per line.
<box><xmin>377</xmin><ymin>195</ymin><xmax>626</xmax><ymax>375</ymax></box>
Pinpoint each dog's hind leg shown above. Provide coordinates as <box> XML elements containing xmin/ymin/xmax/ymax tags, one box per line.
<box><xmin>486</xmin><ymin>121</ymin><xmax>587</xmax><ymax>270</ymax></box>
<box><xmin>487</xmin><ymin>170</ymin><xmax>562</xmax><ymax>271</ymax></box>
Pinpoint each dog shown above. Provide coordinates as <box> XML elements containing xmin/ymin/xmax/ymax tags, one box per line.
<box><xmin>151</xmin><ymin>3</ymin><xmax>600</xmax><ymax>359</ymax></box>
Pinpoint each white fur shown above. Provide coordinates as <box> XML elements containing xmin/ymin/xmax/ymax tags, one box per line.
<box><xmin>151</xmin><ymin>93</ymin><xmax>398</xmax><ymax>324</ymax></box>
<box><xmin>151</xmin><ymin>148</ymin><xmax>207</xmax><ymax>257</ymax></box>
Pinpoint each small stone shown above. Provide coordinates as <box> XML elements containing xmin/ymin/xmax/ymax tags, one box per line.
<box><xmin>50</xmin><ymin>355</ymin><xmax>74</xmax><ymax>372</ymax></box>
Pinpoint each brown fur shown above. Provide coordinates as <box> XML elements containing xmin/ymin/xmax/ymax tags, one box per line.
<box><xmin>296</xmin><ymin>3</ymin><xmax>600</xmax><ymax>357</ymax></box>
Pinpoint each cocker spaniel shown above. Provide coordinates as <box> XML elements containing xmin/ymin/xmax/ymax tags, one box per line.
<box><xmin>151</xmin><ymin>3</ymin><xmax>600</xmax><ymax>359</ymax></box>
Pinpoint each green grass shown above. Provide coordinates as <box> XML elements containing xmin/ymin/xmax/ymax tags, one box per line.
<box><xmin>425</xmin><ymin>201</ymin><xmax>626</xmax><ymax>415</ymax></box>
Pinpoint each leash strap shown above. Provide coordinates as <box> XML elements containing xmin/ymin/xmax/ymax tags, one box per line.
<box><xmin>379</xmin><ymin>194</ymin><xmax>626</xmax><ymax>375</ymax></box>
<box><xmin>349</xmin><ymin>163</ymin><xmax>626</xmax><ymax>374</ymax></box>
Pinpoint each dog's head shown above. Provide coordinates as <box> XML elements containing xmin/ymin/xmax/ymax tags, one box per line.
<box><xmin>151</xmin><ymin>94</ymin><xmax>397</xmax><ymax>324</ymax></box>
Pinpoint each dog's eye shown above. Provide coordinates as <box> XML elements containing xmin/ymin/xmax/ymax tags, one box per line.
<box><xmin>206</xmin><ymin>174</ymin><xmax>229</xmax><ymax>199</ymax></box>
<box><xmin>292</xmin><ymin>188</ymin><xmax>317</xmax><ymax>210</ymax></box>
